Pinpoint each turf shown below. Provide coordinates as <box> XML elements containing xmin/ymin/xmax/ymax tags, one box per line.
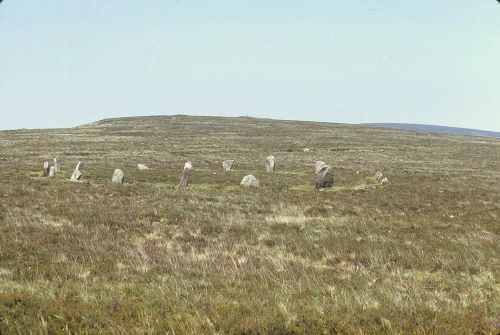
<box><xmin>0</xmin><ymin>115</ymin><xmax>499</xmax><ymax>334</ymax></box>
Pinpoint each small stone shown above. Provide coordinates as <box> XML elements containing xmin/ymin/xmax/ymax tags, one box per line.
<box><xmin>303</xmin><ymin>148</ymin><xmax>310</xmax><ymax>152</ymax></box>
<box><xmin>179</xmin><ymin>161</ymin><xmax>193</xmax><ymax>186</ymax></box>
<box><xmin>222</xmin><ymin>160</ymin><xmax>235</xmax><ymax>172</ymax></box>
<box><xmin>43</xmin><ymin>162</ymin><xmax>50</xmax><ymax>176</ymax></box>
<box><xmin>240</xmin><ymin>174</ymin><xmax>260</xmax><ymax>187</ymax></box>
<box><xmin>112</xmin><ymin>169</ymin><xmax>124</xmax><ymax>183</ymax></box>
<box><xmin>266</xmin><ymin>155</ymin><xmax>275</xmax><ymax>172</ymax></box>
<box><xmin>315</xmin><ymin>161</ymin><xmax>328</xmax><ymax>174</ymax></box>
<box><xmin>381</xmin><ymin>177</ymin><xmax>388</xmax><ymax>184</ymax></box>
<box><xmin>49</xmin><ymin>166</ymin><xmax>56</xmax><ymax>177</ymax></box>
<box><xmin>137</xmin><ymin>164</ymin><xmax>149</xmax><ymax>170</ymax></box>
<box><xmin>375</xmin><ymin>171</ymin><xmax>383</xmax><ymax>179</ymax></box>
<box><xmin>315</xmin><ymin>166</ymin><xmax>334</xmax><ymax>189</ymax></box>
<box><xmin>53</xmin><ymin>158</ymin><xmax>60</xmax><ymax>173</ymax></box>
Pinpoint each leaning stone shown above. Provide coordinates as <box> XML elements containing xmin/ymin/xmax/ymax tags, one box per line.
<box><xmin>315</xmin><ymin>166</ymin><xmax>334</xmax><ymax>189</ymax></box>
<box><xmin>222</xmin><ymin>160</ymin><xmax>234</xmax><ymax>172</ymax></box>
<box><xmin>112</xmin><ymin>169</ymin><xmax>124</xmax><ymax>183</ymax></box>
<box><xmin>70</xmin><ymin>169</ymin><xmax>82</xmax><ymax>181</ymax></box>
<box><xmin>137</xmin><ymin>164</ymin><xmax>149</xmax><ymax>171</ymax></box>
<box><xmin>75</xmin><ymin>161</ymin><xmax>85</xmax><ymax>171</ymax></box>
<box><xmin>240</xmin><ymin>174</ymin><xmax>260</xmax><ymax>187</ymax></box>
<box><xmin>315</xmin><ymin>161</ymin><xmax>328</xmax><ymax>174</ymax></box>
<box><xmin>53</xmin><ymin>158</ymin><xmax>60</xmax><ymax>173</ymax></box>
<box><xmin>49</xmin><ymin>166</ymin><xmax>56</xmax><ymax>177</ymax></box>
<box><xmin>179</xmin><ymin>161</ymin><xmax>193</xmax><ymax>186</ymax></box>
<box><xmin>70</xmin><ymin>161</ymin><xmax>84</xmax><ymax>181</ymax></box>
<box><xmin>266</xmin><ymin>155</ymin><xmax>275</xmax><ymax>172</ymax></box>
<box><xmin>43</xmin><ymin>162</ymin><xmax>50</xmax><ymax>176</ymax></box>
<box><xmin>375</xmin><ymin>171</ymin><xmax>383</xmax><ymax>179</ymax></box>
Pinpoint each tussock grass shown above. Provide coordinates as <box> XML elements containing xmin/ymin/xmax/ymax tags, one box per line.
<box><xmin>0</xmin><ymin>115</ymin><xmax>499</xmax><ymax>334</ymax></box>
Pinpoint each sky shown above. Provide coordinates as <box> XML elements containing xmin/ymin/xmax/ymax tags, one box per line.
<box><xmin>1</xmin><ymin>1</ymin><xmax>499</xmax><ymax>131</ymax></box>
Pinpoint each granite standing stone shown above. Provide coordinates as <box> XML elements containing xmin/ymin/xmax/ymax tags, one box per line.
<box><xmin>222</xmin><ymin>160</ymin><xmax>235</xmax><ymax>172</ymax></box>
<box><xmin>70</xmin><ymin>162</ymin><xmax>83</xmax><ymax>181</ymax></box>
<box><xmin>266</xmin><ymin>155</ymin><xmax>275</xmax><ymax>172</ymax></box>
<box><xmin>53</xmin><ymin>158</ymin><xmax>60</xmax><ymax>173</ymax></box>
<box><xmin>240</xmin><ymin>174</ymin><xmax>260</xmax><ymax>187</ymax></box>
<box><xmin>112</xmin><ymin>169</ymin><xmax>124</xmax><ymax>183</ymax></box>
<box><xmin>49</xmin><ymin>166</ymin><xmax>56</xmax><ymax>177</ymax></box>
<box><xmin>315</xmin><ymin>166</ymin><xmax>334</xmax><ymax>189</ymax></box>
<box><xmin>179</xmin><ymin>161</ymin><xmax>193</xmax><ymax>186</ymax></box>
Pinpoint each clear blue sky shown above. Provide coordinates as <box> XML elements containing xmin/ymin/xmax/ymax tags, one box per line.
<box><xmin>1</xmin><ymin>1</ymin><xmax>499</xmax><ymax>131</ymax></box>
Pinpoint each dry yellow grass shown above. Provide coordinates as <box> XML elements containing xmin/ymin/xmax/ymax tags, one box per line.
<box><xmin>0</xmin><ymin>115</ymin><xmax>499</xmax><ymax>334</ymax></box>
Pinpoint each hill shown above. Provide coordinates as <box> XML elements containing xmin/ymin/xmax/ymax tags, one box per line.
<box><xmin>0</xmin><ymin>115</ymin><xmax>499</xmax><ymax>334</ymax></box>
<box><xmin>364</xmin><ymin>123</ymin><xmax>500</xmax><ymax>138</ymax></box>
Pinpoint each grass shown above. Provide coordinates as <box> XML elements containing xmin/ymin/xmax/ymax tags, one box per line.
<box><xmin>0</xmin><ymin>115</ymin><xmax>499</xmax><ymax>334</ymax></box>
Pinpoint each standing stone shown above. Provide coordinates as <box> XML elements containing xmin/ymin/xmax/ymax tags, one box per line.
<box><xmin>222</xmin><ymin>160</ymin><xmax>234</xmax><ymax>172</ymax></box>
<box><xmin>179</xmin><ymin>161</ymin><xmax>193</xmax><ymax>186</ymax></box>
<box><xmin>315</xmin><ymin>166</ymin><xmax>334</xmax><ymax>189</ymax></box>
<box><xmin>240</xmin><ymin>174</ymin><xmax>260</xmax><ymax>187</ymax></box>
<box><xmin>49</xmin><ymin>166</ymin><xmax>56</xmax><ymax>177</ymax></box>
<box><xmin>375</xmin><ymin>171</ymin><xmax>383</xmax><ymax>179</ymax></box>
<box><xmin>266</xmin><ymin>155</ymin><xmax>275</xmax><ymax>172</ymax></box>
<box><xmin>70</xmin><ymin>162</ymin><xmax>83</xmax><ymax>181</ymax></box>
<box><xmin>315</xmin><ymin>161</ymin><xmax>328</xmax><ymax>174</ymax></box>
<box><xmin>112</xmin><ymin>169</ymin><xmax>124</xmax><ymax>183</ymax></box>
<box><xmin>43</xmin><ymin>162</ymin><xmax>50</xmax><ymax>176</ymax></box>
<box><xmin>53</xmin><ymin>158</ymin><xmax>60</xmax><ymax>173</ymax></box>
<box><xmin>137</xmin><ymin>164</ymin><xmax>149</xmax><ymax>171</ymax></box>
<box><xmin>70</xmin><ymin>169</ymin><xmax>82</xmax><ymax>181</ymax></box>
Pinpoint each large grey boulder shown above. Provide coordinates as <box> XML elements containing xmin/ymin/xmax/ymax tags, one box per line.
<box><xmin>315</xmin><ymin>161</ymin><xmax>328</xmax><ymax>174</ymax></box>
<box><xmin>112</xmin><ymin>169</ymin><xmax>124</xmax><ymax>183</ymax></box>
<box><xmin>266</xmin><ymin>155</ymin><xmax>275</xmax><ymax>172</ymax></box>
<box><xmin>49</xmin><ymin>166</ymin><xmax>56</xmax><ymax>177</ymax></box>
<box><xmin>222</xmin><ymin>160</ymin><xmax>234</xmax><ymax>172</ymax></box>
<box><xmin>43</xmin><ymin>162</ymin><xmax>50</xmax><ymax>176</ymax></box>
<box><xmin>240</xmin><ymin>174</ymin><xmax>260</xmax><ymax>187</ymax></box>
<box><xmin>315</xmin><ymin>166</ymin><xmax>334</xmax><ymax>189</ymax></box>
<box><xmin>137</xmin><ymin>164</ymin><xmax>149</xmax><ymax>171</ymax></box>
<box><xmin>53</xmin><ymin>158</ymin><xmax>60</xmax><ymax>173</ymax></box>
<box><xmin>179</xmin><ymin>161</ymin><xmax>193</xmax><ymax>186</ymax></box>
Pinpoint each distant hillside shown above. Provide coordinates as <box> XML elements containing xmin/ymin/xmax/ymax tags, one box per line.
<box><xmin>363</xmin><ymin>123</ymin><xmax>500</xmax><ymax>138</ymax></box>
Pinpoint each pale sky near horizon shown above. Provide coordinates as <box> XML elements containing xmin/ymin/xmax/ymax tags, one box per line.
<box><xmin>1</xmin><ymin>1</ymin><xmax>499</xmax><ymax>131</ymax></box>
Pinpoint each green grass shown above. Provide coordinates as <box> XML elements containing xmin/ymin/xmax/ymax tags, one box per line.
<box><xmin>0</xmin><ymin>115</ymin><xmax>499</xmax><ymax>334</ymax></box>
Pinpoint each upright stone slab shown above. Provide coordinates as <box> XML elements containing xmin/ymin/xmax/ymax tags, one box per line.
<box><xmin>179</xmin><ymin>161</ymin><xmax>193</xmax><ymax>186</ymax></box>
<box><xmin>240</xmin><ymin>174</ymin><xmax>260</xmax><ymax>187</ymax></box>
<box><xmin>137</xmin><ymin>164</ymin><xmax>149</xmax><ymax>171</ymax></box>
<box><xmin>70</xmin><ymin>162</ymin><xmax>83</xmax><ymax>181</ymax></box>
<box><xmin>315</xmin><ymin>166</ymin><xmax>334</xmax><ymax>189</ymax></box>
<box><xmin>222</xmin><ymin>160</ymin><xmax>234</xmax><ymax>172</ymax></box>
<box><xmin>49</xmin><ymin>166</ymin><xmax>56</xmax><ymax>177</ymax></box>
<box><xmin>43</xmin><ymin>162</ymin><xmax>50</xmax><ymax>176</ymax></box>
<box><xmin>70</xmin><ymin>169</ymin><xmax>82</xmax><ymax>181</ymax></box>
<box><xmin>266</xmin><ymin>155</ymin><xmax>275</xmax><ymax>172</ymax></box>
<box><xmin>112</xmin><ymin>169</ymin><xmax>124</xmax><ymax>183</ymax></box>
<box><xmin>315</xmin><ymin>161</ymin><xmax>328</xmax><ymax>174</ymax></box>
<box><xmin>53</xmin><ymin>158</ymin><xmax>60</xmax><ymax>173</ymax></box>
